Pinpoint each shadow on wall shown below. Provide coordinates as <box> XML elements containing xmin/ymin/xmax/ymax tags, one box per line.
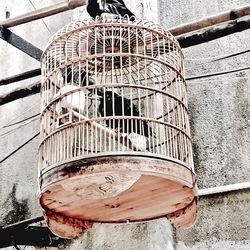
<box><xmin>1</xmin><ymin>184</ymin><xmax>29</xmax><ymax>225</ymax></box>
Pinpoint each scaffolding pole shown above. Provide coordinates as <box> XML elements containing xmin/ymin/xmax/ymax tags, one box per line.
<box><xmin>169</xmin><ymin>4</ymin><xmax>250</xmax><ymax>36</ymax></box>
<box><xmin>178</xmin><ymin>15</ymin><xmax>250</xmax><ymax>48</ymax></box>
<box><xmin>0</xmin><ymin>27</ymin><xmax>42</xmax><ymax>61</ymax></box>
<box><xmin>0</xmin><ymin>0</ymin><xmax>86</xmax><ymax>28</ymax></box>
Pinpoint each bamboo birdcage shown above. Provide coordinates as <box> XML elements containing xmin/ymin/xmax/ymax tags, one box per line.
<box><xmin>39</xmin><ymin>16</ymin><xmax>197</xmax><ymax>239</ymax></box>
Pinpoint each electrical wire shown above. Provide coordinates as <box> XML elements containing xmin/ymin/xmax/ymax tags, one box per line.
<box><xmin>185</xmin><ymin>48</ymin><xmax>250</xmax><ymax>62</ymax></box>
<box><xmin>2</xmin><ymin>113</ymin><xmax>40</xmax><ymax>128</ymax></box>
<box><xmin>1</xmin><ymin>103</ymin><xmax>39</xmax><ymax>129</ymax></box>
<box><xmin>27</xmin><ymin>0</ymin><xmax>52</xmax><ymax>35</ymax></box>
<box><xmin>185</xmin><ymin>48</ymin><xmax>250</xmax><ymax>69</ymax></box>
<box><xmin>213</xmin><ymin>49</ymin><xmax>250</xmax><ymax>62</ymax></box>
<box><xmin>2</xmin><ymin>216</ymin><xmax>44</xmax><ymax>230</ymax></box>
<box><xmin>186</xmin><ymin>66</ymin><xmax>250</xmax><ymax>81</ymax></box>
<box><xmin>0</xmin><ymin>132</ymin><xmax>40</xmax><ymax>165</ymax></box>
<box><xmin>0</xmin><ymin>116</ymin><xmax>39</xmax><ymax>138</ymax></box>
<box><xmin>186</xmin><ymin>75</ymin><xmax>250</xmax><ymax>84</ymax></box>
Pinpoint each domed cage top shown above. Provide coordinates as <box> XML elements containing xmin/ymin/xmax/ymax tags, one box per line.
<box><xmin>39</xmin><ymin>16</ymin><xmax>197</xmax><ymax>239</ymax></box>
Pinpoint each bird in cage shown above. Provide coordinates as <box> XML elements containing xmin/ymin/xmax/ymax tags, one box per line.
<box><xmin>86</xmin><ymin>0</ymin><xmax>135</xmax><ymax>21</ymax></box>
<box><xmin>61</xmin><ymin>65</ymin><xmax>96</xmax><ymax>87</ymax></box>
<box><xmin>54</xmin><ymin>85</ymin><xmax>86</xmax><ymax>115</ymax></box>
<box><xmin>97</xmin><ymin>89</ymin><xmax>154</xmax><ymax>150</ymax></box>
<box><xmin>52</xmin><ymin>66</ymin><xmax>97</xmax><ymax>126</ymax></box>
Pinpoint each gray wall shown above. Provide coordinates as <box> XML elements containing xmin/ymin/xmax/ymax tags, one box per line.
<box><xmin>158</xmin><ymin>0</ymin><xmax>250</xmax><ymax>249</ymax></box>
<box><xmin>0</xmin><ymin>0</ymin><xmax>73</xmax><ymax>249</ymax></box>
<box><xmin>0</xmin><ymin>0</ymin><xmax>249</xmax><ymax>249</ymax></box>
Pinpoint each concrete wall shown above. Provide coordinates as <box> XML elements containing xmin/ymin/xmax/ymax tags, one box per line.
<box><xmin>0</xmin><ymin>1</ymin><xmax>173</xmax><ymax>249</ymax></box>
<box><xmin>0</xmin><ymin>0</ymin><xmax>249</xmax><ymax>249</ymax></box>
<box><xmin>0</xmin><ymin>1</ymin><xmax>73</xmax><ymax>249</ymax></box>
<box><xmin>157</xmin><ymin>0</ymin><xmax>250</xmax><ymax>249</ymax></box>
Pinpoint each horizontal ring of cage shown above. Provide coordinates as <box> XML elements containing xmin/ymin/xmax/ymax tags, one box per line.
<box><xmin>41</xmin><ymin>21</ymin><xmax>184</xmax><ymax>83</ymax></box>
<box><xmin>39</xmin><ymin>121</ymin><xmax>193</xmax><ymax>170</ymax></box>
<box><xmin>41</xmin><ymin>83</ymin><xmax>188</xmax><ymax>115</ymax></box>
<box><xmin>42</xmin><ymin>51</ymin><xmax>183</xmax><ymax>81</ymax></box>
<box><xmin>42</xmin><ymin>16</ymin><xmax>182</xmax><ymax>59</ymax></box>
<box><xmin>40</xmin><ymin>115</ymin><xmax>192</xmax><ymax>147</ymax></box>
<box><xmin>42</xmin><ymin>56</ymin><xmax>183</xmax><ymax>83</ymax></box>
<box><xmin>41</xmin><ymin>56</ymin><xmax>185</xmax><ymax>90</ymax></box>
<box><xmin>40</xmin><ymin>61</ymin><xmax>187</xmax><ymax>114</ymax></box>
<box><xmin>39</xmin><ymin>150</ymin><xmax>194</xmax><ymax>185</ymax></box>
<box><xmin>39</xmin><ymin>86</ymin><xmax>190</xmax><ymax>149</ymax></box>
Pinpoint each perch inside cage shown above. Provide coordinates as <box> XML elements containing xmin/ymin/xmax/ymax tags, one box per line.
<box><xmin>39</xmin><ymin>16</ymin><xmax>197</xmax><ymax>239</ymax></box>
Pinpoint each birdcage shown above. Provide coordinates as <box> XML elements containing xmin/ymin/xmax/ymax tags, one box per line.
<box><xmin>39</xmin><ymin>16</ymin><xmax>197</xmax><ymax>239</ymax></box>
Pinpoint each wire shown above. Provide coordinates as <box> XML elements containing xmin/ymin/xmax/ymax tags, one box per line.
<box><xmin>185</xmin><ymin>48</ymin><xmax>250</xmax><ymax>69</ymax></box>
<box><xmin>27</xmin><ymin>0</ymin><xmax>52</xmax><ymax>35</ymax></box>
<box><xmin>1</xmin><ymin>103</ymin><xmax>39</xmax><ymax>129</ymax></box>
<box><xmin>2</xmin><ymin>216</ymin><xmax>44</xmax><ymax>230</ymax></box>
<box><xmin>0</xmin><ymin>132</ymin><xmax>40</xmax><ymax>165</ymax></box>
<box><xmin>185</xmin><ymin>48</ymin><xmax>250</xmax><ymax>62</ymax></box>
<box><xmin>186</xmin><ymin>66</ymin><xmax>250</xmax><ymax>81</ymax></box>
<box><xmin>213</xmin><ymin>49</ymin><xmax>250</xmax><ymax>62</ymax></box>
<box><xmin>0</xmin><ymin>117</ymin><xmax>39</xmax><ymax>138</ymax></box>
<box><xmin>2</xmin><ymin>113</ymin><xmax>40</xmax><ymax>128</ymax></box>
<box><xmin>186</xmin><ymin>75</ymin><xmax>250</xmax><ymax>84</ymax></box>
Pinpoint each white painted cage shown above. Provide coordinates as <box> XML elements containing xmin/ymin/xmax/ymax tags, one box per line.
<box><xmin>39</xmin><ymin>16</ymin><xmax>197</xmax><ymax>239</ymax></box>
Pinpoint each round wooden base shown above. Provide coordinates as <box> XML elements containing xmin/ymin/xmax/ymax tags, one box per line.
<box><xmin>39</xmin><ymin>154</ymin><xmax>197</xmax><ymax>238</ymax></box>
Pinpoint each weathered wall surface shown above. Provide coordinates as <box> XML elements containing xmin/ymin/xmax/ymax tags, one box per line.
<box><xmin>0</xmin><ymin>0</ymin><xmax>249</xmax><ymax>249</ymax></box>
<box><xmin>0</xmin><ymin>1</ymin><xmax>73</xmax><ymax>249</ymax></box>
<box><xmin>0</xmin><ymin>1</ymin><xmax>174</xmax><ymax>249</ymax></box>
<box><xmin>158</xmin><ymin>0</ymin><xmax>250</xmax><ymax>249</ymax></box>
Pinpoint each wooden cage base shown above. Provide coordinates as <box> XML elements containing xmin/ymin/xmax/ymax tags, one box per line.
<box><xmin>39</xmin><ymin>154</ymin><xmax>197</xmax><ymax>238</ymax></box>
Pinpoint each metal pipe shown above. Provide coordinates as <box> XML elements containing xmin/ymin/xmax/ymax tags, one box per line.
<box><xmin>169</xmin><ymin>4</ymin><xmax>250</xmax><ymax>36</ymax></box>
<box><xmin>0</xmin><ymin>0</ymin><xmax>86</xmax><ymax>28</ymax></box>
<box><xmin>198</xmin><ymin>181</ymin><xmax>250</xmax><ymax>196</ymax></box>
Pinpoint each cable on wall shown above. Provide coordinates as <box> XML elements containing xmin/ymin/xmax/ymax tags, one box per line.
<box><xmin>186</xmin><ymin>66</ymin><xmax>250</xmax><ymax>81</ymax></box>
<box><xmin>0</xmin><ymin>132</ymin><xmax>40</xmax><ymax>165</ymax></box>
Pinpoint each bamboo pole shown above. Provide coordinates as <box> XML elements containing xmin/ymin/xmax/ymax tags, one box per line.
<box><xmin>0</xmin><ymin>81</ymin><xmax>40</xmax><ymax>105</ymax></box>
<box><xmin>169</xmin><ymin>4</ymin><xmax>250</xmax><ymax>36</ymax></box>
<box><xmin>0</xmin><ymin>0</ymin><xmax>86</xmax><ymax>28</ymax></box>
<box><xmin>0</xmin><ymin>27</ymin><xmax>43</xmax><ymax>61</ymax></box>
<box><xmin>0</xmin><ymin>68</ymin><xmax>41</xmax><ymax>86</ymax></box>
<box><xmin>178</xmin><ymin>15</ymin><xmax>250</xmax><ymax>48</ymax></box>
